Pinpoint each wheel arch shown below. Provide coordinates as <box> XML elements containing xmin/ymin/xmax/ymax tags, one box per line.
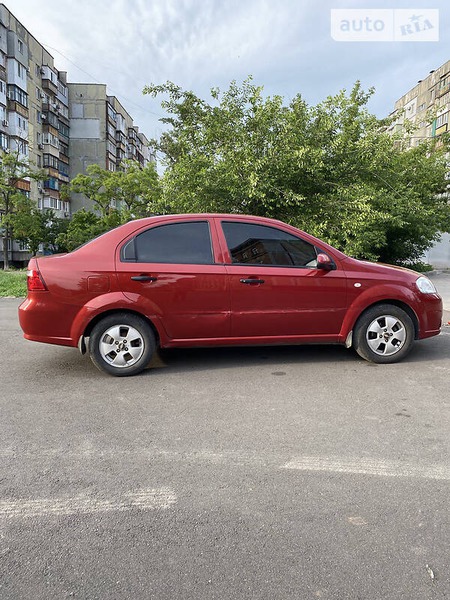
<box><xmin>353</xmin><ymin>300</ymin><xmax>419</xmax><ymax>341</ymax></box>
<box><xmin>80</xmin><ymin>309</ymin><xmax>161</xmax><ymax>352</ymax></box>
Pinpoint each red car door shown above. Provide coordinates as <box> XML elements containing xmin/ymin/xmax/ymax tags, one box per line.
<box><xmin>219</xmin><ymin>220</ymin><xmax>348</xmax><ymax>339</ymax></box>
<box><xmin>116</xmin><ymin>219</ymin><xmax>230</xmax><ymax>342</ymax></box>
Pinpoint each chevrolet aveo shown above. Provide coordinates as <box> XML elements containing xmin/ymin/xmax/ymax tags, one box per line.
<box><xmin>18</xmin><ymin>214</ymin><xmax>442</xmax><ymax>376</ymax></box>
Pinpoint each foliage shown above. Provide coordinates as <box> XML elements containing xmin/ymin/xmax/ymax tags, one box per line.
<box><xmin>69</xmin><ymin>160</ymin><xmax>161</xmax><ymax>218</ymax></box>
<box><xmin>7</xmin><ymin>196</ymin><xmax>51</xmax><ymax>257</ymax></box>
<box><xmin>144</xmin><ymin>78</ymin><xmax>450</xmax><ymax>264</ymax></box>
<box><xmin>56</xmin><ymin>209</ymin><xmax>107</xmax><ymax>251</ymax></box>
<box><xmin>0</xmin><ymin>152</ymin><xmax>45</xmax><ymax>269</ymax></box>
<box><xmin>403</xmin><ymin>262</ymin><xmax>434</xmax><ymax>273</ymax></box>
<box><xmin>0</xmin><ymin>269</ymin><xmax>27</xmax><ymax>297</ymax></box>
<box><xmin>46</xmin><ymin>216</ymin><xmax>70</xmax><ymax>254</ymax></box>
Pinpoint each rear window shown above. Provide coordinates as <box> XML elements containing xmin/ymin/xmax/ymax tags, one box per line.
<box><xmin>122</xmin><ymin>221</ymin><xmax>214</xmax><ymax>264</ymax></box>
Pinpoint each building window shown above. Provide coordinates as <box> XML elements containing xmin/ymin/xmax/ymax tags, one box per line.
<box><xmin>58</xmin><ymin>122</ymin><xmax>69</xmax><ymax>138</ymax></box>
<box><xmin>7</xmin><ymin>85</ymin><xmax>28</xmax><ymax>107</ymax></box>
<box><xmin>16</xmin><ymin>139</ymin><xmax>28</xmax><ymax>155</ymax></box>
<box><xmin>436</xmin><ymin>113</ymin><xmax>448</xmax><ymax>128</ymax></box>
<box><xmin>58</xmin><ymin>161</ymin><xmax>69</xmax><ymax>176</ymax></box>
<box><xmin>44</xmin><ymin>177</ymin><xmax>59</xmax><ymax>191</ymax></box>
<box><xmin>18</xmin><ymin>40</ymin><xmax>24</xmax><ymax>54</ymax></box>
<box><xmin>107</xmin><ymin>103</ymin><xmax>116</xmax><ymax>121</ymax></box>
<box><xmin>43</xmin><ymin>133</ymin><xmax>59</xmax><ymax>147</ymax></box>
<box><xmin>17</xmin><ymin>116</ymin><xmax>28</xmax><ymax>131</ymax></box>
<box><xmin>57</xmin><ymin>81</ymin><xmax>67</xmax><ymax>97</ymax></box>
<box><xmin>43</xmin><ymin>197</ymin><xmax>59</xmax><ymax>209</ymax></box>
<box><xmin>43</xmin><ymin>154</ymin><xmax>59</xmax><ymax>169</ymax></box>
<box><xmin>0</xmin><ymin>132</ymin><xmax>8</xmax><ymax>150</ymax></box>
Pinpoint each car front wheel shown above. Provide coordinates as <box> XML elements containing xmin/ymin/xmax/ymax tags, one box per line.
<box><xmin>353</xmin><ymin>304</ymin><xmax>415</xmax><ymax>364</ymax></box>
<box><xmin>89</xmin><ymin>313</ymin><xmax>156</xmax><ymax>376</ymax></box>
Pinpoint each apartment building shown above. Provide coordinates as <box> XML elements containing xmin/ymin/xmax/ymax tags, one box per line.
<box><xmin>0</xmin><ymin>3</ymin><xmax>152</xmax><ymax>266</ymax></box>
<box><xmin>388</xmin><ymin>59</ymin><xmax>450</xmax><ymax>268</ymax></box>
<box><xmin>0</xmin><ymin>3</ymin><xmax>70</xmax><ymax>266</ymax></box>
<box><xmin>388</xmin><ymin>59</ymin><xmax>450</xmax><ymax>146</ymax></box>
<box><xmin>68</xmin><ymin>83</ymin><xmax>152</xmax><ymax>212</ymax></box>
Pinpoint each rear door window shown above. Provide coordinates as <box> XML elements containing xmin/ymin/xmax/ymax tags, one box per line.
<box><xmin>122</xmin><ymin>221</ymin><xmax>213</xmax><ymax>264</ymax></box>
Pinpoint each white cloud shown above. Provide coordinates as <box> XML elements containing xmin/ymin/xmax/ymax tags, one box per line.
<box><xmin>6</xmin><ymin>0</ymin><xmax>450</xmax><ymax>139</ymax></box>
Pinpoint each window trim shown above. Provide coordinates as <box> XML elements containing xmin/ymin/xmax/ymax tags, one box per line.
<box><xmin>221</xmin><ymin>221</ymin><xmax>320</xmax><ymax>269</ymax></box>
<box><xmin>120</xmin><ymin>220</ymin><xmax>214</xmax><ymax>265</ymax></box>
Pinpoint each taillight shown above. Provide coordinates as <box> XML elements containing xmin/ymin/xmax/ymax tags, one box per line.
<box><xmin>27</xmin><ymin>269</ymin><xmax>47</xmax><ymax>291</ymax></box>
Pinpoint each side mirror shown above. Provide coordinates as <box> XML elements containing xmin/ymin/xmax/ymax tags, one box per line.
<box><xmin>317</xmin><ymin>253</ymin><xmax>335</xmax><ymax>270</ymax></box>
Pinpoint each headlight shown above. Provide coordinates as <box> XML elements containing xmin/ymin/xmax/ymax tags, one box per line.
<box><xmin>416</xmin><ymin>276</ymin><xmax>437</xmax><ymax>294</ymax></box>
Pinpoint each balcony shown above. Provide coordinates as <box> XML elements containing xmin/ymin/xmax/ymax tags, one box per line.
<box><xmin>6</xmin><ymin>99</ymin><xmax>28</xmax><ymax>119</ymax></box>
<box><xmin>40</xmin><ymin>66</ymin><xmax>58</xmax><ymax>95</ymax></box>
<box><xmin>41</xmin><ymin>111</ymin><xmax>59</xmax><ymax>128</ymax></box>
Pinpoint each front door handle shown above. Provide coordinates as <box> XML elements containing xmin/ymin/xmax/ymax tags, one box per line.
<box><xmin>240</xmin><ymin>278</ymin><xmax>265</xmax><ymax>285</ymax></box>
<box><xmin>131</xmin><ymin>275</ymin><xmax>157</xmax><ymax>282</ymax></box>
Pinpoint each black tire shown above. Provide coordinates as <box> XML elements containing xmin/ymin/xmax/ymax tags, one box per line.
<box><xmin>89</xmin><ymin>312</ymin><xmax>156</xmax><ymax>376</ymax></box>
<box><xmin>353</xmin><ymin>304</ymin><xmax>415</xmax><ymax>364</ymax></box>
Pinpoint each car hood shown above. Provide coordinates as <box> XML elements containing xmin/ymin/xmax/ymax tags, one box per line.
<box><xmin>342</xmin><ymin>257</ymin><xmax>421</xmax><ymax>281</ymax></box>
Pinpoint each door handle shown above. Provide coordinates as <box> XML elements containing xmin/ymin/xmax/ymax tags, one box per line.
<box><xmin>240</xmin><ymin>278</ymin><xmax>265</xmax><ymax>285</ymax></box>
<box><xmin>131</xmin><ymin>275</ymin><xmax>157</xmax><ymax>282</ymax></box>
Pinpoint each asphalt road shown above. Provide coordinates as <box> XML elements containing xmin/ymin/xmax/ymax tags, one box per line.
<box><xmin>1</xmin><ymin>297</ymin><xmax>450</xmax><ymax>599</ymax></box>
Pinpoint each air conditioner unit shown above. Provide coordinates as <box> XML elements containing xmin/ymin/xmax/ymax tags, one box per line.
<box><xmin>40</xmin><ymin>93</ymin><xmax>46</xmax><ymax>100</ymax></box>
<box><xmin>38</xmin><ymin>143</ymin><xmax>44</xmax><ymax>150</ymax></box>
<box><xmin>2</xmin><ymin>120</ymin><xmax>8</xmax><ymax>127</ymax></box>
<box><xmin>64</xmin><ymin>212</ymin><xmax>70</xmax><ymax>218</ymax></box>
<box><xmin>40</xmin><ymin>67</ymin><xmax>46</xmax><ymax>75</ymax></box>
<box><xmin>41</xmin><ymin>114</ymin><xmax>46</xmax><ymax>120</ymax></box>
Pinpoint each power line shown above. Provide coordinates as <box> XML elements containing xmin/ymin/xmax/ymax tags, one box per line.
<box><xmin>42</xmin><ymin>43</ymin><xmax>164</xmax><ymax>119</ymax></box>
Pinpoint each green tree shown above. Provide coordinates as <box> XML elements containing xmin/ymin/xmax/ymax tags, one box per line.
<box><xmin>46</xmin><ymin>216</ymin><xmax>70</xmax><ymax>254</ymax></box>
<box><xmin>8</xmin><ymin>196</ymin><xmax>49</xmax><ymax>257</ymax></box>
<box><xmin>144</xmin><ymin>78</ymin><xmax>450</xmax><ymax>263</ymax></box>
<box><xmin>56</xmin><ymin>209</ymin><xmax>106</xmax><ymax>252</ymax></box>
<box><xmin>69</xmin><ymin>160</ymin><xmax>161</xmax><ymax>219</ymax></box>
<box><xmin>0</xmin><ymin>152</ymin><xmax>45</xmax><ymax>269</ymax></box>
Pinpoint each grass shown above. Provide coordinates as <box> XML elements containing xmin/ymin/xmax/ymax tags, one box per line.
<box><xmin>0</xmin><ymin>269</ymin><xmax>27</xmax><ymax>297</ymax></box>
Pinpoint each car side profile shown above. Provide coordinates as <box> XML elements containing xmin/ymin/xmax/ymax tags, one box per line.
<box><xmin>18</xmin><ymin>214</ymin><xmax>442</xmax><ymax>376</ymax></box>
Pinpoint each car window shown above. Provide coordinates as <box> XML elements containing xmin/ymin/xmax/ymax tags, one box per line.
<box><xmin>222</xmin><ymin>222</ymin><xmax>317</xmax><ymax>267</ymax></box>
<box><xmin>123</xmin><ymin>221</ymin><xmax>213</xmax><ymax>264</ymax></box>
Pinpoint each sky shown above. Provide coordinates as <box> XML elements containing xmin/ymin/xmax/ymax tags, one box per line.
<box><xmin>7</xmin><ymin>0</ymin><xmax>450</xmax><ymax>143</ymax></box>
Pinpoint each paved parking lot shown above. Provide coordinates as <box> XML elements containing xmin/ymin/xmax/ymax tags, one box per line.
<box><xmin>1</xmin><ymin>282</ymin><xmax>450</xmax><ymax>599</ymax></box>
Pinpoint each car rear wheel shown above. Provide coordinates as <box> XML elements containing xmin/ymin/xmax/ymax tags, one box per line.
<box><xmin>353</xmin><ymin>304</ymin><xmax>415</xmax><ymax>364</ymax></box>
<box><xmin>89</xmin><ymin>313</ymin><xmax>156</xmax><ymax>376</ymax></box>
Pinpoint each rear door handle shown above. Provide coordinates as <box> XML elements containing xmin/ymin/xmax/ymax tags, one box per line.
<box><xmin>240</xmin><ymin>278</ymin><xmax>265</xmax><ymax>285</ymax></box>
<box><xmin>131</xmin><ymin>275</ymin><xmax>157</xmax><ymax>282</ymax></box>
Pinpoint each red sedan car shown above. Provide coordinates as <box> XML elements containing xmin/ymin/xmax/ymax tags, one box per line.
<box><xmin>19</xmin><ymin>214</ymin><xmax>442</xmax><ymax>376</ymax></box>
